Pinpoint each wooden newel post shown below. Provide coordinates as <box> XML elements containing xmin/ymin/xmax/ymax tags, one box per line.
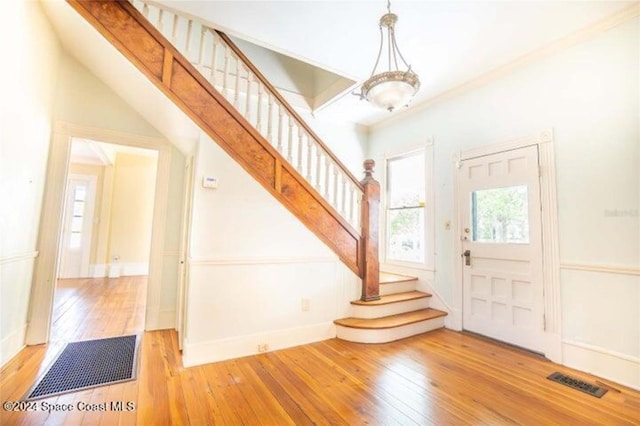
<box><xmin>360</xmin><ymin>159</ymin><xmax>381</xmax><ymax>301</ymax></box>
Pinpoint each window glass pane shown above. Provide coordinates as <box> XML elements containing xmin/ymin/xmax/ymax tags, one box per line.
<box><xmin>73</xmin><ymin>201</ymin><xmax>85</xmax><ymax>216</ymax></box>
<box><xmin>388</xmin><ymin>153</ymin><xmax>425</xmax><ymax>208</ymax></box>
<box><xmin>69</xmin><ymin>232</ymin><xmax>82</xmax><ymax>249</ymax></box>
<box><xmin>388</xmin><ymin>208</ymin><xmax>424</xmax><ymax>262</ymax></box>
<box><xmin>74</xmin><ymin>186</ymin><xmax>87</xmax><ymax>201</ymax></box>
<box><xmin>71</xmin><ymin>216</ymin><xmax>84</xmax><ymax>232</ymax></box>
<box><xmin>471</xmin><ymin>185</ymin><xmax>529</xmax><ymax>243</ymax></box>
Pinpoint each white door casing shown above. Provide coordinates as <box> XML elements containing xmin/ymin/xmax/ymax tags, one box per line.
<box><xmin>58</xmin><ymin>174</ymin><xmax>97</xmax><ymax>279</ymax></box>
<box><xmin>177</xmin><ymin>156</ymin><xmax>194</xmax><ymax>349</ymax></box>
<box><xmin>26</xmin><ymin>122</ymin><xmax>172</xmax><ymax>345</ymax></box>
<box><xmin>459</xmin><ymin>145</ymin><xmax>545</xmax><ymax>353</ymax></box>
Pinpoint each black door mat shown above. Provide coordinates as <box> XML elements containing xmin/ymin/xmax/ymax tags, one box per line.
<box><xmin>547</xmin><ymin>372</ymin><xmax>607</xmax><ymax>398</ymax></box>
<box><xmin>25</xmin><ymin>334</ymin><xmax>140</xmax><ymax>400</ymax></box>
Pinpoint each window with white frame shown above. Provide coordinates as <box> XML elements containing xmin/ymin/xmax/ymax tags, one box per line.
<box><xmin>385</xmin><ymin>150</ymin><xmax>426</xmax><ymax>264</ymax></box>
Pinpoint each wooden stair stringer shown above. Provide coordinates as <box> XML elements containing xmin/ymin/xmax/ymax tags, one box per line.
<box><xmin>65</xmin><ymin>0</ymin><xmax>363</xmax><ymax>276</ymax></box>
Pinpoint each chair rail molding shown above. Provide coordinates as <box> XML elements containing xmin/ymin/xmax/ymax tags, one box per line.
<box><xmin>0</xmin><ymin>251</ymin><xmax>39</xmax><ymax>265</ymax></box>
<box><xmin>560</xmin><ymin>263</ymin><xmax>640</xmax><ymax>276</ymax></box>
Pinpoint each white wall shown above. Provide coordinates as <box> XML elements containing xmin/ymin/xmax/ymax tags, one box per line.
<box><xmin>0</xmin><ymin>0</ymin><xmax>62</xmax><ymax>366</ymax></box>
<box><xmin>108</xmin><ymin>152</ymin><xmax>158</xmax><ymax>269</ymax></box>
<box><xmin>368</xmin><ymin>18</ymin><xmax>639</xmax><ymax>388</ymax></box>
<box><xmin>53</xmin><ymin>52</ymin><xmax>162</xmax><ymax>138</ymax></box>
<box><xmin>183</xmin><ymin>133</ymin><xmax>360</xmax><ymax>366</ymax></box>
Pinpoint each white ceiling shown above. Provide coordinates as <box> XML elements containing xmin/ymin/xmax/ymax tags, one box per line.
<box><xmin>70</xmin><ymin>138</ymin><xmax>158</xmax><ymax>166</ymax></box>
<box><xmin>157</xmin><ymin>0</ymin><xmax>634</xmax><ymax>125</ymax></box>
<box><xmin>42</xmin><ymin>0</ymin><xmax>634</xmax><ymax>141</ymax></box>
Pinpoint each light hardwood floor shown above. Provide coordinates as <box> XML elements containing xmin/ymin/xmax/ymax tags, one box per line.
<box><xmin>1</xmin><ymin>276</ymin><xmax>639</xmax><ymax>425</ymax></box>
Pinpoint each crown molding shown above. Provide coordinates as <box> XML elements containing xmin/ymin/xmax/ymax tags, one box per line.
<box><xmin>371</xmin><ymin>2</ymin><xmax>640</xmax><ymax>132</ymax></box>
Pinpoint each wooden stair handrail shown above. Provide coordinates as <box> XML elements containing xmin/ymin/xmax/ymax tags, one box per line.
<box><xmin>136</xmin><ymin>0</ymin><xmax>362</xmax><ymax>192</ymax></box>
<box><xmin>215</xmin><ymin>31</ymin><xmax>363</xmax><ymax>192</ymax></box>
<box><xmin>67</xmin><ymin>0</ymin><xmax>382</xmax><ymax>298</ymax></box>
<box><xmin>66</xmin><ymin>0</ymin><xmax>364</xmax><ymax>276</ymax></box>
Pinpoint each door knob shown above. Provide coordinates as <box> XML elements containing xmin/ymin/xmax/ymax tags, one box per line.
<box><xmin>463</xmin><ymin>249</ymin><xmax>471</xmax><ymax>266</ymax></box>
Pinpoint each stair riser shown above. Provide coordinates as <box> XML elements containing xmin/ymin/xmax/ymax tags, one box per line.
<box><xmin>379</xmin><ymin>280</ymin><xmax>417</xmax><ymax>296</ymax></box>
<box><xmin>350</xmin><ymin>298</ymin><xmax>431</xmax><ymax>319</ymax></box>
<box><xmin>335</xmin><ymin>317</ymin><xmax>445</xmax><ymax>344</ymax></box>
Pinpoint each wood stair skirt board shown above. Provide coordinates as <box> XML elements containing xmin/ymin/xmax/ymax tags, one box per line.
<box><xmin>65</xmin><ymin>0</ymin><xmax>363</xmax><ymax>277</ymax></box>
<box><xmin>335</xmin><ymin>309</ymin><xmax>447</xmax><ymax>344</ymax></box>
<box><xmin>335</xmin><ymin>272</ymin><xmax>448</xmax><ymax>343</ymax></box>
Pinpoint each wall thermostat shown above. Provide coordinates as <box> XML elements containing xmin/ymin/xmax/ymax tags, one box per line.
<box><xmin>202</xmin><ymin>176</ymin><xmax>218</xmax><ymax>189</ymax></box>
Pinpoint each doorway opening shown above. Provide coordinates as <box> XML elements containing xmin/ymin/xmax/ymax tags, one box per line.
<box><xmin>51</xmin><ymin>138</ymin><xmax>158</xmax><ymax>343</ymax></box>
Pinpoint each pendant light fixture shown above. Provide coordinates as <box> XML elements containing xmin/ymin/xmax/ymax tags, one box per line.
<box><xmin>358</xmin><ymin>0</ymin><xmax>420</xmax><ymax>112</ymax></box>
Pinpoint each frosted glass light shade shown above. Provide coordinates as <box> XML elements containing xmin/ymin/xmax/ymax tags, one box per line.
<box><xmin>362</xmin><ymin>71</ymin><xmax>420</xmax><ymax>112</ymax></box>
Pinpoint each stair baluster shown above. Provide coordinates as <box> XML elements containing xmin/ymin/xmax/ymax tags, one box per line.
<box><xmin>75</xmin><ymin>0</ymin><xmax>379</xmax><ymax>296</ymax></box>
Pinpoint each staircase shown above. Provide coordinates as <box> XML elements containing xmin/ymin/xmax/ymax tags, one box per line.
<box><xmin>65</xmin><ymin>0</ymin><xmax>447</xmax><ymax>342</ymax></box>
<box><xmin>335</xmin><ymin>272</ymin><xmax>447</xmax><ymax>343</ymax></box>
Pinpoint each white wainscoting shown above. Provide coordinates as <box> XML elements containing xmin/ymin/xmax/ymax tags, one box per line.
<box><xmin>563</xmin><ymin>340</ymin><xmax>640</xmax><ymax>391</ymax></box>
<box><xmin>183</xmin><ymin>322</ymin><xmax>337</xmax><ymax>367</ymax></box>
<box><xmin>182</xmin><ymin>256</ymin><xmax>359</xmax><ymax>367</ymax></box>
<box><xmin>0</xmin><ymin>325</ymin><xmax>28</xmax><ymax>367</ymax></box>
<box><xmin>560</xmin><ymin>264</ymin><xmax>639</xmax><ymax>390</ymax></box>
<box><xmin>0</xmin><ymin>251</ymin><xmax>38</xmax><ymax>367</ymax></box>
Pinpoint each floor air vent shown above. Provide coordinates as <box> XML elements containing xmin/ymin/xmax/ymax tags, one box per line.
<box><xmin>547</xmin><ymin>372</ymin><xmax>607</xmax><ymax>398</ymax></box>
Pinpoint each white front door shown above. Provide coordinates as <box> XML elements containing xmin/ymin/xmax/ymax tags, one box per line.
<box><xmin>58</xmin><ymin>175</ymin><xmax>96</xmax><ymax>279</ymax></box>
<box><xmin>459</xmin><ymin>145</ymin><xmax>544</xmax><ymax>353</ymax></box>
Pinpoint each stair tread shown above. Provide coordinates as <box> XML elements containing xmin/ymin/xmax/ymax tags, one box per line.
<box><xmin>351</xmin><ymin>291</ymin><xmax>431</xmax><ymax>306</ymax></box>
<box><xmin>380</xmin><ymin>271</ymin><xmax>418</xmax><ymax>284</ymax></box>
<box><xmin>334</xmin><ymin>308</ymin><xmax>447</xmax><ymax>330</ymax></box>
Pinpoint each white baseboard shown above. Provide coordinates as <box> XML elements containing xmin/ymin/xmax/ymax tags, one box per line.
<box><xmin>563</xmin><ymin>340</ymin><xmax>640</xmax><ymax>391</ymax></box>
<box><xmin>445</xmin><ymin>308</ymin><xmax>463</xmax><ymax>331</ymax></box>
<box><xmin>91</xmin><ymin>263</ymin><xmax>148</xmax><ymax>278</ymax></box>
<box><xmin>146</xmin><ymin>308</ymin><xmax>176</xmax><ymax>331</ymax></box>
<box><xmin>89</xmin><ymin>264</ymin><xmax>107</xmax><ymax>278</ymax></box>
<box><xmin>106</xmin><ymin>262</ymin><xmax>149</xmax><ymax>278</ymax></box>
<box><xmin>183</xmin><ymin>322</ymin><xmax>336</xmax><ymax>367</ymax></box>
<box><xmin>0</xmin><ymin>325</ymin><xmax>27</xmax><ymax>368</ymax></box>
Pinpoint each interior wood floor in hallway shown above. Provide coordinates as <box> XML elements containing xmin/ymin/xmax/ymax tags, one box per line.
<box><xmin>1</xmin><ymin>276</ymin><xmax>639</xmax><ymax>425</ymax></box>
